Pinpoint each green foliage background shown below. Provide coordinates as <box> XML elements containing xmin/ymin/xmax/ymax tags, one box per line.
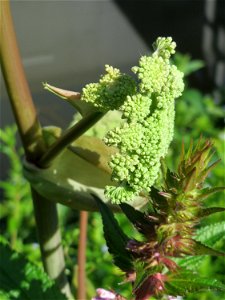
<box><xmin>0</xmin><ymin>54</ymin><xmax>224</xmax><ymax>299</ymax></box>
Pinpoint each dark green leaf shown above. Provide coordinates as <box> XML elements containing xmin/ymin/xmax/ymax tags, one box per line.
<box><xmin>165</xmin><ymin>170</ymin><xmax>179</xmax><ymax>191</ymax></box>
<box><xmin>120</xmin><ymin>203</ymin><xmax>156</xmax><ymax>237</ymax></box>
<box><xmin>93</xmin><ymin>194</ymin><xmax>133</xmax><ymax>272</ymax></box>
<box><xmin>149</xmin><ymin>186</ymin><xmax>169</xmax><ymax>210</ymax></box>
<box><xmin>0</xmin><ymin>241</ymin><xmax>67</xmax><ymax>300</ymax></box>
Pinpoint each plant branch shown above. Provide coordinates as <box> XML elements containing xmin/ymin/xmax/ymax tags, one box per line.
<box><xmin>38</xmin><ymin>111</ymin><xmax>104</xmax><ymax>168</ymax></box>
<box><xmin>77</xmin><ymin>211</ymin><xmax>88</xmax><ymax>300</ymax></box>
<box><xmin>0</xmin><ymin>1</ymin><xmax>71</xmax><ymax>297</ymax></box>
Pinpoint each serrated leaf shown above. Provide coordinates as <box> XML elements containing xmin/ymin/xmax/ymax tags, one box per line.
<box><xmin>166</xmin><ymin>281</ymin><xmax>188</xmax><ymax>295</ymax></box>
<box><xmin>195</xmin><ymin>221</ymin><xmax>225</xmax><ymax>246</ymax></box>
<box><xmin>166</xmin><ymin>271</ymin><xmax>225</xmax><ymax>296</ymax></box>
<box><xmin>175</xmin><ymin>255</ymin><xmax>205</xmax><ymax>270</ymax></box>
<box><xmin>193</xmin><ymin>240</ymin><xmax>225</xmax><ymax>256</ymax></box>
<box><xmin>43</xmin><ymin>83</ymin><xmax>96</xmax><ymax>116</ymax></box>
<box><xmin>93</xmin><ymin>194</ymin><xmax>133</xmax><ymax>272</ymax></box>
<box><xmin>120</xmin><ymin>203</ymin><xmax>157</xmax><ymax>237</ymax></box>
<box><xmin>0</xmin><ymin>241</ymin><xmax>66</xmax><ymax>300</ymax></box>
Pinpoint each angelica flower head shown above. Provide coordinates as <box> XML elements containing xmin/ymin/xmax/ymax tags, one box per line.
<box><xmin>81</xmin><ymin>65</ymin><xmax>136</xmax><ymax>112</ymax></box>
<box><xmin>81</xmin><ymin>37</ymin><xmax>184</xmax><ymax>203</ymax></box>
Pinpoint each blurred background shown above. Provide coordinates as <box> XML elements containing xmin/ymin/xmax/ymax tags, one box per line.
<box><xmin>0</xmin><ymin>1</ymin><xmax>225</xmax><ymax>299</ymax></box>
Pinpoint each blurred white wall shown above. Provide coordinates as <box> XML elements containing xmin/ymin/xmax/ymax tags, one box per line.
<box><xmin>9</xmin><ymin>0</ymin><xmax>148</xmax><ymax>91</ymax></box>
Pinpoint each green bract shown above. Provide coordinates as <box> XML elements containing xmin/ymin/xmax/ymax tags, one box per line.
<box><xmin>82</xmin><ymin>37</ymin><xmax>184</xmax><ymax>203</ymax></box>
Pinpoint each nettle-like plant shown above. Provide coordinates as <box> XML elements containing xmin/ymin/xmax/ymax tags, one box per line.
<box><xmin>1</xmin><ymin>1</ymin><xmax>224</xmax><ymax>300</ymax></box>
<box><xmin>94</xmin><ymin>139</ymin><xmax>225</xmax><ymax>300</ymax></box>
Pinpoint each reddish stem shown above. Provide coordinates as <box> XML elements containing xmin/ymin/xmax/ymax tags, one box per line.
<box><xmin>0</xmin><ymin>0</ymin><xmax>45</xmax><ymax>160</ymax></box>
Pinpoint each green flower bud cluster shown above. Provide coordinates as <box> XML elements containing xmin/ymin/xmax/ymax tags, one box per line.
<box><xmin>81</xmin><ymin>65</ymin><xmax>136</xmax><ymax>112</ymax></box>
<box><xmin>104</xmin><ymin>37</ymin><xmax>184</xmax><ymax>203</ymax></box>
<box><xmin>152</xmin><ymin>36</ymin><xmax>176</xmax><ymax>59</ymax></box>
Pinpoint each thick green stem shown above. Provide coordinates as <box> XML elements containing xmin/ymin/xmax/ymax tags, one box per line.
<box><xmin>38</xmin><ymin>111</ymin><xmax>104</xmax><ymax>168</ymax></box>
<box><xmin>0</xmin><ymin>1</ymin><xmax>71</xmax><ymax>297</ymax></box>
<box><xmin>32</xmin><ymin>190</ymin><xmax>71</xmax><ymax>296</ymax></box>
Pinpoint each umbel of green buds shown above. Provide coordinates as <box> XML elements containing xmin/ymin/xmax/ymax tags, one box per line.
<box><xmin>82</xmin><ymin>37</ymin><xmax>184</xmax><ymax>203</ymax></box>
